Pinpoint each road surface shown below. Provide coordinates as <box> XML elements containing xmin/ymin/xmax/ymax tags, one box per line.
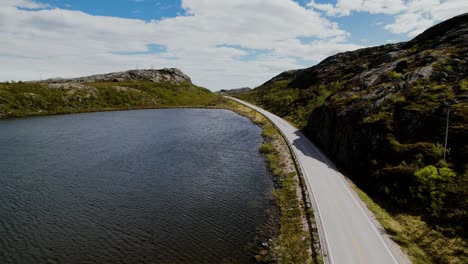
<box><xmin>228</xmin><ymin>97</ymin><xmax>410</xmax><ymax>264</ymax></box>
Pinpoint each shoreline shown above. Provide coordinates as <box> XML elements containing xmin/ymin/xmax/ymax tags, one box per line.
<box><xmin>0</xmin><ymin>98</ymin><xmax>319</xmax><ymax>263</ymax></box>
<box><xmin>0</xmin><ymin>104</ymin><xmax>228</xmax><ymax>120</ymax></box>
<box><xmin>221</xmin><ymin>99</ymin><xmax>320</xmax><ymax>263</ymax></box>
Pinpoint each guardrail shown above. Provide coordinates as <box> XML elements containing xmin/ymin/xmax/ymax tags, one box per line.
<box><xmin>266</xmin><ymin>115</ymin><xmax>331</xmax><ymax>264</ymax></box>
<box><xmin>226</xmin><ymin>97</ymin><xmax>331</xmax><ymax>264</ymax></box>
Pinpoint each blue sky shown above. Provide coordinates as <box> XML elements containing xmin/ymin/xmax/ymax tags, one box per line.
<box><xmin>36</xmin><ymin>0</ymin><xmax>408</xmax><ymax>45</ymax></box>
<box><xmin>2</xmin><ymin>0</ymin><xmax>467</xmax><ymax>90</ymax></box>
<box><xmin>38</xmin><ymin>0</ymin><xmax>185</xmax><ymax>20</ymax></box>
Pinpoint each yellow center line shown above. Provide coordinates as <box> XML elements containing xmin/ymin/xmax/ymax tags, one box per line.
<box><xmin>348</xmin><ymin>227</ymin><xmax>365</xmax><ymax>264</ymax></box>
<box><xmin>336</xmin><ymin>200</ymin><xmax>365</xmax><ymax>264</ymax></box>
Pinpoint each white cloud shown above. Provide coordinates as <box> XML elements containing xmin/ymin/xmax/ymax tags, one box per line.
<box><xmin>0</xmin><ymin>0</ymin><xmax>363</xmax><ymax>90</ymax></box>
<box><xmin>308</xmin><ymin>0</ymin><xmax>406</xmax><ymax>16</ymax></box>
<box><xmin>308</xmin><ymin>0</ymin><xmax>468</xmax><ymax>37</ymax></box>
<box><xmin>4</xmin><ymin>0</ymin><xmax>48</xmax><ymax>9</ymax></box>
<box><xmin>385</xmin><ymin>0</ymin><xmax>468</xmax><ymax>37</ymax></box>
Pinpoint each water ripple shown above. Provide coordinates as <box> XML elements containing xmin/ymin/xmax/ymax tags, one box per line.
<box><xmin>0</xmin><ymin>109</ymin><xmax>272</xmax><ymax>264</ymax></box>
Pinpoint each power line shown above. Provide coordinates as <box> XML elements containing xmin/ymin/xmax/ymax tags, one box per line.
<box><xmin>443</xmin><ymin>109</ymin><xmax>450</xmax><ymax>161</ymax></box>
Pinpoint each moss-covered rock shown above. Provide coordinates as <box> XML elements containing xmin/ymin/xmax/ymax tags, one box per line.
<box><xmin>0</xmin><ymin>69</ymin><xmax>222</xmax><ymax>118</ymax></box>
<box><xmin>234</xmin><ymin>13</ymin><xmax>468</xmax><ymax>239</ymax></box>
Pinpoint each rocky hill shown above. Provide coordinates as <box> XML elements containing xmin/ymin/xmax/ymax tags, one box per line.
<box><xmin>0</xmin><ymin>68</ymin><xmax>220</xmax><ymax>118</ymax></box>
<box><xmin>42</xmin><ymin>68</ymin><xmax>192</xmax><ymax>84</ymax></box>
<box><xmin>236</xmin><ymin>13</ymin><xmax>468</xmax><ymax>242</ymax></box>
<box><xmin>219</xmin><ymin>87</ymin><xmax>252</xmax><ymax>94</ymax></box>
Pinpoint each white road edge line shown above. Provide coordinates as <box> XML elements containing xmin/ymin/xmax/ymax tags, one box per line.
<box><xmin>301</xmin><ymin>164</ymin><xmax>335</xmax><ymax>264</ymax></box>
<box><xmin>287</xmin><ymin>133</ymin><xmax>334</xmax><ymax>264</ymax></box>
<box><xmin>228</xmin><ymin>97</ymin><xmax>334</xmax><ymax>264</ymax></box>
<box><xmin>303</xmin><ymin>136</ymin><xmax>400</xmax><ymax>264</ymax></box>
<box><xmin>228</xmin><ymin>96</ymin><xmax>401</xmax><ymax>264</ymax></box>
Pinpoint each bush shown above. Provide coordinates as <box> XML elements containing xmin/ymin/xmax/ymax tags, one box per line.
<box><xmin>409</xmin><ymin>44</ymin><xmax>420</xmax><ymax>53</ymax></box>
<box><xmin>389</xmin><ymin>71</ymin><xmax>403</xmax><ymax>79</ymax></box>
<box><xmin>259</xmin><ymin>142</ymin><xmax>275</xmax><ymax>154</ymax></box>
<box><xmin>413</xmin><ymin>165</ymin><xmax>456</xmax><ymax>217</ymax></box>
<box><xmin>443</xmin><ymin>65</ymin><xmax>453</xmax><ymax>72</ymax></box>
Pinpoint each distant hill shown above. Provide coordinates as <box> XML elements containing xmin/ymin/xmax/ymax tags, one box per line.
<box><xmin>219</xmin><ymin>87</ymin><xmax>252</xmax><ymax>94</ymax></box>
<box><xmin>42</xmin><ymin>68</ymin><xmax>192</xmax><ymax>84</ymax></box>
<box><xmin>0</xmin><ymin>68</ymin><xmax>221</xmax><ymax>118</ymax></box>
<box><xmin>235</xmin><ymin>13</ymin><xmax>468</xmax><ymax>244</ymax></box>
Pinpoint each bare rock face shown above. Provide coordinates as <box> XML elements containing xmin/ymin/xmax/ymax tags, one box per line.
<box><xmin>247</xmin><ymin>13</ymin><xmax>468</xmax><ymax>231</ymax></box>
<box><xmin>44</xmin><ymin>68</ymin><xmax>192</xmax><ymax>84</ymax></box>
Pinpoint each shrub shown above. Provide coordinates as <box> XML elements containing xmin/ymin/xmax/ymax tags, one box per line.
<box><xmin>259</xmin><ymin>142</ymin><xmax>275</xmax><ymax>154</ymax></box>
<box><xmin>443</xmin><ymin>65</ymin><xmax>453</xmax><ymax>72</ymax></box>
<box><xmin>409</xmin><ymin>44</ymin><xmax>420</xmax><ymax>53</ymax></box>
<box><xmin>389</xmin><ymin>71</ymin><xmax>403</xmax><ymax>79</ymax></box>
<box><xmin>459</xmin><ymin>79</ymin><xmax>468</xmax><ymax>91</ymax></box>
<box><xmin>431</xmin><ymin>143</ymin><xmax>445</xmax><ymax>158</ymax></box>
<box><xmin>413</xmin><ymin>165</ymin><xmax>456</xmax><ymax>217</ymax></box>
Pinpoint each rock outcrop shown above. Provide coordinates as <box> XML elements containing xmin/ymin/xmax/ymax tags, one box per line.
<box><xmin>239</xmin><ymin>13</ymin><xmax>468</xmax><ymax>234</ymax></box>
<box><xmin>0</xmin><ymin>68</ymin><xmax>218</xmax><ymax>118</ymax></box>
<box><xmin>43</xmin><ymin>68</ymin><xmax>192</xmax><ymax>84</ymax></box>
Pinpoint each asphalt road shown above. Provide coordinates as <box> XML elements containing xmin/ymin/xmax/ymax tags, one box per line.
<box><xmin>228</xmin><ymin>97</ymin><xmax>410</xmax><ymax>264</ymax></box>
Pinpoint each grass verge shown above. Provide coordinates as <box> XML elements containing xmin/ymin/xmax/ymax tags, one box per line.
<box><xmin>0</xmin><ymin>84</ymin><xmax>321</xmax><ymax>263</ymax></box>
<box><xmin>220</xmin><ymin>99</ymin><xmax>319</xmax><ymax>264</ymax></box>
<box><xmin>351</xmin><ymin>183</ymin><xmax>467</xmax><ymax>264</ymax></box>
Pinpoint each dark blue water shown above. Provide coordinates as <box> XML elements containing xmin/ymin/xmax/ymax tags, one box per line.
<box><xmin>0</xmin><ymin>109</ymin><xmax>272</xmax><ymax>264</ymax></box>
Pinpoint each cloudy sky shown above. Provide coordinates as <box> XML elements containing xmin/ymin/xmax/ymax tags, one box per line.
<box><xmin>1</xmin><ymin>0</ymin><xmax>467</xmax><ymax>90</ymax></box>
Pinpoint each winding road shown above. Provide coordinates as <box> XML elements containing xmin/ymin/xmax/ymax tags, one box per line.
<box><xmin>228</xmin><ymin>97</ymin><xmax>410</xmax><ymax>264</ymax></box>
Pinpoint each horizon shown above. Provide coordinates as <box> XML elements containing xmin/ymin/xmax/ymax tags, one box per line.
<box><xmin>1</xmin><ymin>0</ymin><xmax>467</xmax><ymax>90</ymax></box>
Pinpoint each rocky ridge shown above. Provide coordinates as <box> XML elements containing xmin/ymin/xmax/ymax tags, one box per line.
<box><xmin>43</xmin><ymin>68</ymin><xmax>192</xmax><ymax>84</ymax></box>
<box><xmin>0</xmin><ymin>68</ymin><xmax>218</xmax><ymax>118</ymax></box>
<box><xmin>238</xmin><ymin>13</ymin><xmax>468</xmax><ymax>239</ymax></box>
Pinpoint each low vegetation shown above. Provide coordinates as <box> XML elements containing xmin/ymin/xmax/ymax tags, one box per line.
<box><xmin>221</xmin><ymin>100</ymin><xmax>318</xmax><ymax>264</ymax></box>
<box><xmin>230</xmin><ymin>14</ymin><xmax>468</xmax><ymax>263</ymax></box>
<box><xmin>352</xmin><ymin>184</ymin><xmax>467</xmax><ymax>264</ymax></box>
<box><xmin>0</xmin><ymin>81</ymin><xmax>223</xmax><ymax>118</ymax></box>
<box><xmin>234</xmin><ymin>77</ymin><xmax>467</xmax><ymax>263</ymax></box>
<box><xmin>0</xmin><ymin>79</ymin><xmax>318</xmax><ymax>263</ymax></box>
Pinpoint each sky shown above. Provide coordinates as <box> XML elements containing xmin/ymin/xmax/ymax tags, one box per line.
<box><xmin>1</xmin><ymin>0</ymin><xmax>468</xmax><ymax>90</ymax></box>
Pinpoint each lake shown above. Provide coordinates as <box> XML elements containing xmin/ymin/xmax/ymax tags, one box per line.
<box><xmin>0</xmin><ymin>109</ymin><xmax>273</xmax><ymax>264</ymax></box>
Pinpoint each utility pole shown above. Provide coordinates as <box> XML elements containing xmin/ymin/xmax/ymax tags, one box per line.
<box><xmin>443</xmin><ymin>109</ymin><xmax>450</xmax><ymax>161</ymax></box>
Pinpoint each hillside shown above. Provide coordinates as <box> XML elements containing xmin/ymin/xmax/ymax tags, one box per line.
<box><xmin>234</xmin><ymin>13</ymin><xmax>468</xmax><ymax>262</ymax></box>
<box><xmin>219</xmin><ymin>87</ymin><xmax>252</xmax><ymax>94</ymax></box>
<box><xmin>0</xmin><ymin>68</ymin><xmax>222</xmax><ymax>118</ymax></box>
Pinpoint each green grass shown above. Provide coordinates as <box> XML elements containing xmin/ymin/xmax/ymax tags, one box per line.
<box><xmin>0</xmin><ymin>81</ymin><xmax>222</xmax><ymax>118</ymax></box>
<box><xmin>234</xmin><ymin>83</ymin><xmax>334</xmax><ymax>129</ymax></box>
<box><xmin>235</xmin><ymin>71</ymin><xmax>467</xmax><ymax>262</ymax></box>
<box><xmin>229</xmin><ymin>37</ymin><xmax>468</xmax><ymax>263</ymax></box>
<box><xmin>409</xmin><ymin>44</ymin><xmax>420</xmax><ymax>53</ymax></box>
<box><xmin>221</xmin><ymin>100</ymin><xmax>315</xmax><ymax>263</ymax></box>
<box><xmin>229</xmin><ymin>95</ymin><xmax>467</xmax><ymax>263</ymax></box>
<box><xmin>259</xmin><ymin>142</ymin><xmax>275</xmax><ymax>154</ymax></box>
<box><xmin>352</xmin><ymin>184</ymin><xmax>467</xmax><ymax>264</ymax></box>
<box><xmin>362</xmin><ymin>111</ymin><xmax>392</xmax><ymax>124</ymax></box>
<box><xmin>459</xmin><ymin>79</ymin><xmax>468</xmax><ymax>91</ymax></box>
<box><xmin>1</xmin><ymin>88</ymin><xmax>316</xmax><ymax>262</ymax></box>
<box><xmin>388</xmin><ymin>71</ymin><xmax>403</xmax><ymax>79</ymax></box>
<box><xmin>444</xmin><ymin>65</ymin><xmax>454</xmax><ymax>72</ymax></box>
